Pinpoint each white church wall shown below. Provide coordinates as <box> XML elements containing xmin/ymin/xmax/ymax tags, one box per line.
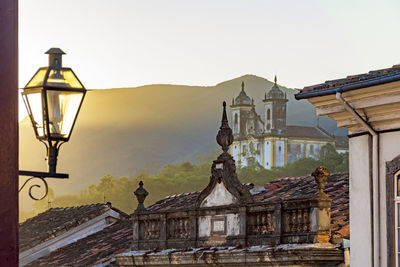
<box><xmin>275</xmin><ymin>140</ymin><xmax>285</xmax><ymax>167</ymax></box>
<box><xmin>264</xmin><ymin>140</ymin><xmax>272</xmax><ymax>169</ymax></box>
<box><xmin>232</xmin><ymin>109</ymin><xmax>240</xmax><ymax>134</ymax></box>
<box><xmin>264</xmin><ymin>103</ymin><xmax>273</xmax><ymax>132</ymax></box>
<box><xmin>232</xmin><ymin>142</ymin><xmax>240</xmax><ymax>162</ymax></box>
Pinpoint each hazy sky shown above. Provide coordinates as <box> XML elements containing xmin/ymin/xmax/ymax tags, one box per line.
<box><xmin>19</xmin><ymin>0</ymin><xmax>400</xmax><ymax>118</ymax></box>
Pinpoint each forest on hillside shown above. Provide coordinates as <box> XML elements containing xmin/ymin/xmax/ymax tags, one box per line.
<box><xmin>19</xmin><ymin>144</ymin><xmax>348</xmax><ymax>222</ymax></box>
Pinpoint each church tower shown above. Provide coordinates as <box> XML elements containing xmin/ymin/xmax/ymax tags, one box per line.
<box><xmin>263</xmin><ymin>75</ymin><xmax>288</xmax><ymax>135</ymax></box>
<box><xmin>230</xmin><ymin>81</ymin><xmax>254</xmax><ymax>137</ymax></box>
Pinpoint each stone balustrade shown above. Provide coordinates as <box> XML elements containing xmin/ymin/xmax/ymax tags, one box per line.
<box><xmin>131</xmin><ymin>196</ymin><xmax>331</xmax><ymax>250</ymax></box>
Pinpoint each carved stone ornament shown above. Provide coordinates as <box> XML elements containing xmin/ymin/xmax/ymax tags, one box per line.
<box><xmin>134</xmin><ymin>181</ymin><xmax>148</xmax><ymax>212</ymax></box>
<box><xmin>311</xmin><ymin>166</ymin><xmax>330</xmax><ymax>198</ymax></box>
<box><xmin>195</xmin><ymin>102</ymin><xmax>253</xmax><ymax>208</ymax></box>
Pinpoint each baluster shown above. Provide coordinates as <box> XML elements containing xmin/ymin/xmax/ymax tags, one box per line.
<box><xmin>298</xmin><ymin>209</ymin><xmax>304</xmax><ymax>232</ymax></box>
<box><xmin>267</xmin><ymin>212</ymin><xmax>272</xmax><ymax>233</ymax></box>
<box><xmin>288</xmin><ymin>210</ymin><xmax>293</xmax><ymax>232</ymax></box>
<box><xmin>261</xmin><ymin>213</ymin><xmax>266</xmax><ymax>234</ymax></box>
<box><xmin>306</xmin><ymin>208</ymin><xmax>311</xmax><ymax>231</ymax></box>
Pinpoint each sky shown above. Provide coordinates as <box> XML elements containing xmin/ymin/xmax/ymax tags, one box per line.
<box><xmin>19</xmin><ymin>0</ymin><xmax>400</xmax><ymax>119</ymax></box>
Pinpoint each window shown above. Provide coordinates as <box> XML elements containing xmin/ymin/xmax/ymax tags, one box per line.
<box><xmin>297</xmin><ymin>144</ymin><xmax>301</xmax><ymax>155</ymax></box>
<box><xmin>267</xmin><ymin>109</ymin><xmax>271</xmax><ymax>120</ymax></box>
<box><xmin>242</xmin><ymin>145</ymin><xmax>247</xmax><ymax>156</ymax></box>
<box><xmin>310</xmin><ymin>144</ymin><xmax>314</xmax><ymax>155</ymax></box>
<box><xmin>395</xmin><ymin>172</ymin><xmax>400</xmax><ymax>265</ymax></box>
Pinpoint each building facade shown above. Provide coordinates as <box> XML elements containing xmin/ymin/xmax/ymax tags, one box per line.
<box><xmin>296</xmin><ymin>64</ymin><xmax>400</xmax><ymax>267</ymax></box>
<box><xmin>230</xmin><ymin>78</ymin><xmax>343</xmax><ymax>169</ymax></box>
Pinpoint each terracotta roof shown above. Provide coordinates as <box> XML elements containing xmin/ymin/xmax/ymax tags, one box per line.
<box><xmin>146</xmin><ymin>173</ymin><xmax>349</xmax><ymax>240</ymax></box>
<box><xmin>253</xmin><ymin>173</ymin><xmax>349</xmax><ymax>240</ymax></box>
<box><xmin>297</xmin><ymin>64</ymin><xmax>400</xmax><ymax>99</ymax></box>
<box><xmin>285</xmin><ymin>125</ymin><xmax>334</xmax><ymax>140</ymax></box>
<box><xmin>19</xmin><ymin>203</ymin><xmax>126</xmax><ymax>252</ymax></box>
<box><xmin>26</xmin><ymin>174</ymin><xmax>349</xmax><ymax>266</ymax></box>
<box><xmin>27</xmin><ymin>218</ymin><xmax>133</xmax><ymax>267</ymax></box>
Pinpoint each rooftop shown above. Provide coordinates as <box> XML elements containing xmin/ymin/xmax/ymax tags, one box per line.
<box><xmin>19</xmin><ymin>203</ymin><xmax>126</xmax><ymax>253</ymax></box>
<box><xmin>296</xmin><ymin>64</ymin><xmax>400</xmax><ymax>99</ymax></box>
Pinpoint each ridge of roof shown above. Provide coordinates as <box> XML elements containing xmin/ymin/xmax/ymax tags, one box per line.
<box><xmin>296</xmin><ymin>64</ymin><xmax>400</xmax><ymax>99</ymax></box>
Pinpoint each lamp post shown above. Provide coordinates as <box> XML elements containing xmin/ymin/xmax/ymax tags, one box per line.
<box><xmin>19</xmin><ymin>48</ymin><xmax>86</xmax><ymax>200</ymax></box>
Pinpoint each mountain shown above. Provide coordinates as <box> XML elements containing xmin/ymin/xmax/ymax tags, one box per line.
<box><xmin>19</xmin><ymin>75</ymin><xmax>346</xmax><ymax>209</ymax></box>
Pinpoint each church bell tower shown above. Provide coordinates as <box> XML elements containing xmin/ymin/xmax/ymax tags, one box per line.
<box><xmin>263</xmin><ymin>75</ymin><xmax>288</xmax><ymax>135</ymax></box>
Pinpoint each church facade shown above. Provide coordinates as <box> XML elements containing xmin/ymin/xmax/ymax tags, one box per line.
<box><xmin>230</xmin><ymin>77</ymin><xmax>341</xmax><ymax>169</ymax></box>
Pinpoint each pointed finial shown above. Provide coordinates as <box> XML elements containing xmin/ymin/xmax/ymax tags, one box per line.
<box><xmin>232</xmin><ymin>97</ymin><xmax>234</xmax><ymax>105</ymax></box>
<box><xmin>252</xmin><ymin>98</ymin><xmax>254</xmax><ymax>105</ymax></box>
<box><xmin>216</xmin><ymin>101</ymin><xmax>233</xmax><ymax>153</ymax></box>
<box><xmin>264</xmin><ymin>92</ymin><xmax>267</xmax><ymax>100</ymax></box>
<box><xmin>274</xmin><ymin>75</ymin><xmax>277</xmax><ymax>84</ymax></box>
<box><xmin>241</xmin><ymin>81</ymin><xmax>245</xmax><ymax>91</ymax></box>
<box><xmin>134</xmin><ymin>181</ymin><xmax>149</xmax><ymax>212</ymax></box>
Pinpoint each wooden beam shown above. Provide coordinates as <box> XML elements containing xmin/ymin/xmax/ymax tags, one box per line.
<box><xmin>0</xmin><ymin>0</ymin><xmax>19</xmax><ymax>266</ymax></box>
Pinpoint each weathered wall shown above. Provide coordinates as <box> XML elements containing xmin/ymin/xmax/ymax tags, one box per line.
<box><xmin>349</xmin><ymin>135</ymin><xmax>372</xmax><ymax>267</ymax></box>
<box><xmin>198</xmin><ymin>214</ymin><xmax>240</xmax><ymax>238</ymax></box>
<box><xmin>200</xmin><ymin>183</ymin><xmax>237</xmax><ymax>208</ymax></box>
<box><xmin>379</xmin><ymin>131</ymin><xmax>400</xmax><ymax>267</ymax></box>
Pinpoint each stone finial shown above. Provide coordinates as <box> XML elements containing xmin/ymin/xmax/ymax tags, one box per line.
<box><xmin>274</xmin><ymin>74</ymin><xmax>277</xmax><ymax>84</ymax></box>
<box><xmin>216</xmin><ymin>101</ymin><xmax>233</xmax><ymax>154</ymax></box>
<box><xmin>241</xmin><ymin>81</ymin><xmax>245</xmax><ymax>91</ymax></box>
<box><xmin>134</xmin><ymin>181</ymin><xmax>148</xmax><ymax>212</ymax></box>
<box><xmin>312</xmin><ymin>166</ymin><xmax>330</xmax><ymax>198</ymax></box>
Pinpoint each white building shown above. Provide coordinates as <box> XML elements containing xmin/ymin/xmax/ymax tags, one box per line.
<box><xmin>296</xmin><ymin>64</ymin><xmax>400</xmax><ymax>267</ymax></box>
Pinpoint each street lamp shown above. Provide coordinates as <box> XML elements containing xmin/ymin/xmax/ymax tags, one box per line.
<box><xmin>19</xmin><ymin>48</ymin><xmax>86</xmax><ymax>199</ymax></box>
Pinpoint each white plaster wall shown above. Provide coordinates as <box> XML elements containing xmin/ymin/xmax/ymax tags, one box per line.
<box><xmin>198</xmin><ymin>214</ymin><xmax>241</xmax><ymax>237</ymax></box>
<box><xmin>264</xmin><ymin>103</ymin><xmax>273</xmax><ymax>132</ymax></box>
<box><xmin>275</xmin><ymin>140</ymin><xmax>285</xmax><ymax>167</ymax></box>
<box><xmin>232</xmin><ymin>109</ymin><xmax>240</xmax><ymax>134</ymax></box>
<box><xmin>200</xmin><ymin>183</ymin><xmax>238</xmax><ymax>207</ymax></box>
<box><xmin>379</xmin><ymin>131</ymin><xmax>400</xmax><ymax>267</ymax></box>
<box><xmin>264</xmin><ymin>140</ymin><xmax>272</xmax><ymax>169</ymax></box>
<box><xmin>349</xmin><ymin>135</ymin><xmax>372</xmax><ymax>267</ymax></box>
<box><xmin>241</xmin><ymin>141</ymin><xmax>248</xmax><ymax>167</ymax></box>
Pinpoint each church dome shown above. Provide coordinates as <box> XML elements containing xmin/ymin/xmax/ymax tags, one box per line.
<box><xmin>234</xmin><ymin>81</ymin><xmax>251</xmax><ymax>105</ymax></box>
<box><xmin>267</xmin><ymin>76</ymin><xmax>285</xmax><ymax>99</ymax></box>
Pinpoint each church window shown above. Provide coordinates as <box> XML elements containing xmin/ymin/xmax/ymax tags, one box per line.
<box><xmin>234</xmin><ymin>113</ymin><xmax>238</xmax><ymax>125</ymax></box>
<box><xmin>242</xmin><ymin>145</ymin><xmax>247</xmax><ymax>156</ymax></box>
<box><xmin>310</xmin><ymin>145</ymin><xmax>314</xmax><ymax>154</ymax></box>
<box><xmin>267</xmin><ymin>109</ymin><xmax>271</xmax><ymax>120</ymax></box>
<box><xmin>279</xmin><ymin>146</ymin><xmax>282</xmax><ymax>152</ymax></box>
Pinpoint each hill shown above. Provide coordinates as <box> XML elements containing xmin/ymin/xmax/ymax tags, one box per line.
<box><xmin>19</xmin><ymin>74</ymin><xmax>345</xmax><ymax>209</ymax></box>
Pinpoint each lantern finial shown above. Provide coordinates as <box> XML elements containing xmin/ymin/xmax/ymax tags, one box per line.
<box><xmin>45</xmin><ymin>48</ymin><xmax>65</xmax><ymax>69</ymax></box>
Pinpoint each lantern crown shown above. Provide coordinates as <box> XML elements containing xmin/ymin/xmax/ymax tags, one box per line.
<box><xmin>45</xmin><ymin>48</ymin><xmax>65</xmax><ymax>69</ymax></box>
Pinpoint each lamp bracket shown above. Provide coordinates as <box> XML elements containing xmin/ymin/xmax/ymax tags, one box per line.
<box><xmin>19</xmin><ymin>171</ymin><xmax>68</xmax><ymax>200</ymax></box>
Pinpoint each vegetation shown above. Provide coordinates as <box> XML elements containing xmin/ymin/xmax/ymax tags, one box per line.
<box><xmin>19</xmin><ymin>144</ymin><xmax>348</xmax><ymax>222</ymax></box>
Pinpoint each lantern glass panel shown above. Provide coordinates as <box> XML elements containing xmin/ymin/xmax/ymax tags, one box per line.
<box><xmin>23</xmin><ymin>92</ymin><xmax>45</xmax><ymax>138</ymax></box>
<box><xmin>46</xmin><ymin>90</ymin><xmax>84</xmax><ymax>139</ymax></box>
<box><xmin>46</xmin><ymin>69</ymin><xmax>83</xmax><ymax>88</ymax></box>
<box><xmin>26</xmin><ymin>69</ymin><xmax>47</xmax><ymax>88</ymax></box>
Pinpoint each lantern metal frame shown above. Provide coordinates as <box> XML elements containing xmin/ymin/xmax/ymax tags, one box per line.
<box><xmin>19</xmin><ymin>48</ymin><xmax>86</xmax><ymax>200</ymax></box>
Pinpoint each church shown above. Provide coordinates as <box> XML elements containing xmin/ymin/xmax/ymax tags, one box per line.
<box><xmin>230</xmin><ymin>77</ymin><xmax>346</xmax><ymax>169</ymax></box>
